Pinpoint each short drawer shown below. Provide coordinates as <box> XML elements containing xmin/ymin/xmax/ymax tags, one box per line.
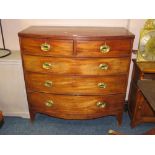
<box><xmin>28</xmin><ymin>92</ymin><xmax>125</xmax><ymax>119</ymax></box>
<box><xmin>23</xmin><ymin>55</ymin><xmax>130</xmax><ymax>75</ymax></box>
<box><xmin>76</xmin><ymin>39</ymin><xmax>132</xmax><ymax>57</ymax></box>
<box><xmin>26</xmin><ymin>73</ymin><xmax>127</xmax><ymax>95</ymax></box>
<box><xmin>20</xmin><ymin>37</ymin><xmax>73</xmax><ymax>56</ymax></box>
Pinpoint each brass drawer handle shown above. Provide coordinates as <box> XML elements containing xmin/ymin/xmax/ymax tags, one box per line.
<box><xmin>44</xmin><ymin>80</ymin><xmax>53</xmax><ymax>87</ymax></box>
<box><xmin>41</xmin><ymin>42</ymin><xmax>51</xmax><ymax>51</ymax></box>
<box><xmin>100</xmin><ymin>44</ymin><xmax>110</xmax><ymax>53</ymax></box>
<box><xmin>99</xmin><ymin>63</ymin><xmax>108</xmax><ymax>70</ymax></box>
<box><xmin>96</xmin><ymin>101</ymin><xmax>107</xmax><ymax>108</ymax></box>
<box><xmin>98</xmin><ymin>82</ymin><xmax>107</xmax><ymax>88</ymax></box>
<box><xmin>45</xmin><ymin>100</ymin><xmax>54</xmax><ymax>107</ymax></box>
<box><xmin>42</xmin><ymin>62</ymin><xmax>52</xmax><ymax>69</ymax></box>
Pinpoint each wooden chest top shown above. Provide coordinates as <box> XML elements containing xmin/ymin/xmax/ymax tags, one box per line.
<box><xmin>18</xmin><ymin>26</ymin><xmax>134</xmax><ymax>39</ymax></box>
<box><xmin>136</xmin><ymin>61</ymin><xmax>155</xmax><ymax>73</ymax></box>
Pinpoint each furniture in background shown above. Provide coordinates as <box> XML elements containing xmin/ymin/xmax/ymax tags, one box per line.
<box><xmin>0</xmin><ymin>51</ymin><xmax>29</xmax><ymax>118</ymax></box>
<box><xmin>128</xmin><ymin>60</ymin><xmax>155</xmax><ymax>128</ymax></box>
<box><xmin>0</xmin><ymin>19</ymin><xmax>11</xmax><ymax>58</ymax></box>
<box><xmin>18</xmin><ymin>26</ymin><xmax>134</xmax><ymax>125</ymax></box>
<box><xmin>109</xmin><ymin>79</ymin><xmax>155</xmax><ymax>134</ymax></box>
<box><xmin>0</xmin><ymin>111</ymin><xmax>4</xmax><ymax>128</ymax></box>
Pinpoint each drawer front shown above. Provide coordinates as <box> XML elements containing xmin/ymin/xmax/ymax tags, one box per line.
<box><xmin>20</xmin><ymin>37</ymin><xmax>73</xmax><ymax>56</ymax></box>
<box><xmin>26</xmin><ymin>73</ymin><xmax>127</xmax><ymax>95</ymax></box>
<box><xmin>76</xmin><ymin>39</ymin><xmax>132</xmax><ymax>57</ymax></box>
<box><xmin>23</xmin><ymin>55</ymin><xmax>130</xmax><ymax>75</ymax></box>
<box><xmin>28</xmin><ymin>92</ymin><xmax>125</xmax><ymax>119</ymax></box>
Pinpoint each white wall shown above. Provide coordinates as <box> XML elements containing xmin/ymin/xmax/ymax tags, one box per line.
<box><xmin>1</xmin><ymin>19</ymin><xmax>130</xmax><ymax>50</ymax></box>
<box><xmin>0</xmin><ymin>52</ymin><xmax>29</xmax><ymax>118</ymax></box>
<box><xmin>0</xmin><ymin>19</ymin><xmax>145</xmax><ymax>118</ymax></box>
<box><xmin>1</xmin><ymin>19</ymin><xmax>145</xmax><ymax>50</ymax></box>
<box><xmin>128</xmin><ymin>19</ymin><xmax>146</xmax><ymax>49</ymax></box>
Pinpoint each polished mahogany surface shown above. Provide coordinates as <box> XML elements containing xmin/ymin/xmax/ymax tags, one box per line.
<box><xmin>19</xmin><ymin>26</ymin><xmax>134</xmax><ymax>39</ymax></box>
<box><xmin>19</xmin><ymin>26</ymin><xmax>134</xmax><ymax>125</ymax></box>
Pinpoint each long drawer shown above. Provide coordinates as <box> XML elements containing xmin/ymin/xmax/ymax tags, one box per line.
<box><xmin>23</xmin><ymin>55</ymin><xmax>130</xmax><ymax>75</ymax></box>
<box><xmin>26</xmin><ymin>73</ymin><xmax>127</xmax><ymax>95</ymax></box>
<box><xmin>76</xmin><ymin>39</ymin><xmax>132</xmax><ymax>57</ymax></box>
<box><xmin>20</xmin><ymin>37</ymin><xmax>73</xmax><ymax>56</ymax></box>
<box><xmin>28</xmin><ymin>92</ymin><xmax>125</xmax><ymax>119</ymax></box>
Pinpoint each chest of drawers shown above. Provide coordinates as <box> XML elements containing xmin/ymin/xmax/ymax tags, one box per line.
<box><xmin>18</xmin><ymin>26</ymin><xmax>134</xmax><ymax>125</ymax></box>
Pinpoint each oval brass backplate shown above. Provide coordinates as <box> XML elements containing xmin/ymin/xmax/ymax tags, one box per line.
<box><xmin>44</xmin><ymin>80</ymin><xmax>53</xmax><ymax>87</ymax></box>
<box><xmin>42</xmin><ymin>62</ymin><xmax>52</xmax><ymax>69</ymax></box>
<box><xmin>98</xmin><ymin>82</ymin><xmax>107</xmax><ymax>88</ymax></box>
<box><xmin>100</xmin><ymin>44</ymin><xmax>110</xmax><ymax>53</ymax></box>
<box><xmin>45</xmin><ymin>100</ymin><xmax>54</xmax><ymax>107</ymax></box>
<box><xmin>41</xmin><ymin>43</ymin><xmax>51</xmax><ymax>52</ymax></box>
<box><xmin>99</xmin><ymin>63</ymin><xmax>109</xmax><ymax>70</ymax></box>
<box><xmin>96</xmin><ymin>101</ymin><xmax>107</xmax><ymax>108</ymax></box>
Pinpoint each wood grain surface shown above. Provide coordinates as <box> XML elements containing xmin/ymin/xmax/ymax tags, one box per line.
<box><xmin>20</xmin><ymin>37</ymin><xmax>73</xmax><ymax>56</ymax></box>
<box><xmin>26</xmin><ymin>73</ymin><xmax>127</xmax><ymax>95</ymax></box>
<box><xmin>18</xmin><ymin>26</ymin><xmax>134</xmax><ymax>39</ymax></box>
<box><xmin>76</xmin><ymin>39</ymin><xmax>132</xmax><ymax>57</ymax></box>
<box><xmin>28</xmin><ymin>92</ymin><xmax>125</xmax><ymax>119</ymax></box>
<box><xmin>23</xmin><ymin>55</ymin><xmax>130</xmax><ymax>75</ymax></box>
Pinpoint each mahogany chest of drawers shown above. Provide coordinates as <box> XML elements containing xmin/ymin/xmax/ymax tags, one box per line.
<box><xmin>18</xmin><ymin>26</ymin><xmax>134</xmax><ymax>125</ymax></box>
